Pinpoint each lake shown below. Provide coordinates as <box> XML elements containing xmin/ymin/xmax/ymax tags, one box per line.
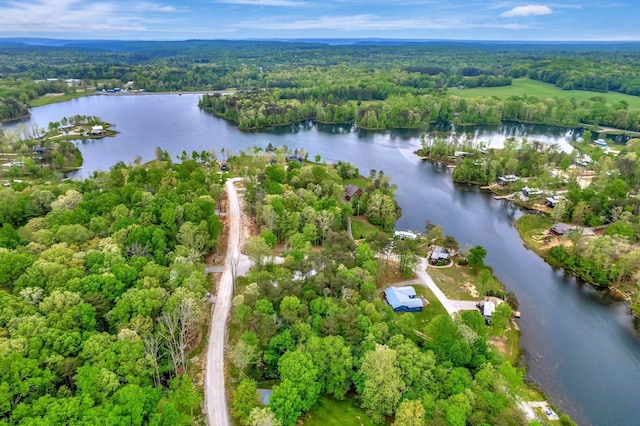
<box><xmin>6</xmin><ymin>93</ymin><xmax>640</xmax><ymax>425</ymax></box>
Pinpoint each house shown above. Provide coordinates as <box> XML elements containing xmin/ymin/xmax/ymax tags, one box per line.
<box><xmin>482</xmin><ymin>301</ymin><xmax>496</xmax><ymax>322</ymax></box>
<box><xmin>91</xmin><ymin>125</ymin><xmax>104</xmax><ymax>135</ymax></box>
<box><xmin>549</xmin><ymin>223</ymin><xmax>578</xmax><ymax>237</ymax></box>
<box><xmin>497</xmin><ymin>175</ymin><xmax>519</xmax><ymax>186</ymax></box>
<box><xmin>344</xmin><ymin>185</ymin><xmax>363</xmax><ymax>201</ymax></box>
<box><xmin>286</xmin><ymin>155</ymin><xmax>303</xmax><ymax>163</ymax></box>
<box><xmin>521</xmin><ymin>187</ymin><xmax>543</xmax><ymax>197</ymax></box>
<box><xmin>594</xmin><ymin>139</ymin><xmax>608</xmax><ymax>147</ymax></box>
<box><xmin>454</xmin><ymin>151</ymin><xmax>470</xmax><ymax>158</ymax></box>
<box><xmin>545</xmin><ymin>195</ymin><xmax>565</xmax><ymax>208</ymax></box>
<box><xmin>394</xmin><ymin>230</ymin><xmax>417</xmax><ymax>240</ymax></box>
<box><xmin>384</xmin><ymin>286</ymin><xmax>424</xmax><ymax>312</ymax></box>
<box><xmin>576</xmin><ymin>154</ymin><xmax>592</xmax><ymax>167</ymax></box>
<box><xmin>430</xmin><ymin>246</ymin><xmax>450</xmax><ymax>262</ymax></box>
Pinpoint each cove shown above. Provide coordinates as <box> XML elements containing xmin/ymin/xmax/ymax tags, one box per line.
<box><xmin>6</xmin><ymin>94</ymin><xmax>640</xmax><ymax>425</ymax></box>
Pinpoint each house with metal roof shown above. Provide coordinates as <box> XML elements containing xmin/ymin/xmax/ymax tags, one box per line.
<box><xmin>384</xmin><ymin>286</ymin><xmax>423</xmax><ymax>312</ymax></box>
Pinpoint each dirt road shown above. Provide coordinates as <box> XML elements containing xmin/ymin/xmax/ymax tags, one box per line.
<box><xmin>204</xmin><ymin>178</ymin><xmax>242</xmax><ymax>426</ymax></box>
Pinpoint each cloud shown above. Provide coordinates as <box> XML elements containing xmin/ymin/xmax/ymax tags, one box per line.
<box><xmin>131</xmin><ymin>2</ymin><xmax>189</xmax><ymax>13</ymax></box>
<box><xmin>500</xmin><ymin>4</ymin><xmax>552</xmax><ymax>17</ymax></box>
<box><xmin>217</xmin><ymin>0</ymin><xmax>307</xmax><ymax>6</ymax></box>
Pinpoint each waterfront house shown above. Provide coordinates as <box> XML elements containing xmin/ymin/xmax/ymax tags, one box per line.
<box><xmin>594</xmin><ymin>139</ymin><xmax>608</xmax><ymax>147</ymax></box>
<box><xmin>384</xmin><ymin>286</ymin><xmax>424</xmax><ymax>312</ymax></box>
<box><xmin>545</xmin><ymin>195</ymin><xmax>566</xmax><ymax>208</ymax></box>
<box><xmin>394</xmin><ymin>230</ymin><xmax>417</xmax><ymax>240</ymax></box>
<box><xmin>497</xmin><ymin>175</ymin><xmax>519</xmax><ymax>186</ymax></box>
<box><xmin>482</xmin><ymin>301</ymin><xmax>496</xmax><ymax>322</ymax></box>
<box><xmin>430</xmin><ymin>246</ymin><xmax>450</xmax><ymax>263</ymax></box>
<box><xmin>91</xmin><ymin>125</ymin><xmax>104</xmax><ymax>135</ymax></box>
<box><xmin>344</xmin><ymin>185</ymin><xmax>363</xmax><ymax>201</ymax></box>
<box><xmin>521</xmin><ymin>186</ymin><xmax>543</xmax><ymax>197</ymax></box>
<box><xmin>549</xmin><ymin>223</ymin><xmax>578</xmax><ymax>237</ymax></box>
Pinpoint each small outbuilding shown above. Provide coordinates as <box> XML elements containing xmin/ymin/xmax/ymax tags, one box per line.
<box><xmin>384</xmin><ymin>286</ymin><xmax>423</xmax><ymax>312</ymax></box>
<box><xmin>497</xmin><ymin>175</ymin><xmax>519</xmax><ymax>186</ymax></box>
<box><xmin>91</xmin><ymin>125</ymin><xmax>104</xmax><ymax>135</ymax></box>
<box><xmin>482</xmin><ymin>301</ymin><xmax>496</xmax><ymax>322</ymax></box>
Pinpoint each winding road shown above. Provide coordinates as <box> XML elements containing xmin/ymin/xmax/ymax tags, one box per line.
<box><xmin>415</xmin><ymin>258</ymin><xmax>479</xmax><ymax>315</ymax></box>
<box><xmin>205</xmin><ymin>177</ymin><xmax>247</xmax><ymax>426</ymax></box>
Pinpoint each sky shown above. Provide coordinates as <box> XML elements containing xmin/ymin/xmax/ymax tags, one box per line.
<box><xmin>0</xmin><ymin>0</ymin><xmax>638</xmax><ymax>41</ymax></box>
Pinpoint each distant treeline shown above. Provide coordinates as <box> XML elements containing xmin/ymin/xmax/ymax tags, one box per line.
<box><xmin>2</xmin><ymin>40</ymin><xmax>640</xmax><ymax>124</ymax></box>
<box><xmin>200</xmin><ymin>87</ymin><xmax>640</xmax><ymax>131</ymax></box>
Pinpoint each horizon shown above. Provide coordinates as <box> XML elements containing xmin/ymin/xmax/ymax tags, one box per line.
<box><xmin>0</xmin><ymin>1</ymin><xmax>638</xmax><ymax>42</ymax></box>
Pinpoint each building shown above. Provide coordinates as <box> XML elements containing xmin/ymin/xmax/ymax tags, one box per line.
<box><xmin>344</xmin><ymin>185</ymin><xmax>363</xmax><ymax>201</ymax></box>
<box><xmin>549</xmin><ymin>223</ymin><xmax>578</xmax><ymax>237</ymax></box>
<box><xmin>482</xmin><ymin>301</ymin><xmax>496</xmax><ymax>322</ymax></box>
<box><xmin>394</xmin><ymin>230</ymin><xmax>417</xmax><ymax>240</ymax></box>
<box><xmin>497</xmin><ymin>175</ymin><xmax>519</xmax><ymax>186</ymax></box>
<box><xmin>594</xmin><ymin>139</ymin><xmax>608</xmax><ymax>147</ymax></box>
<box><xmin>545</xmin><ymin>195</ymin><xmax>566</xmax><ymax>208</ymax></box>
<box><xmin>521</xmin><ymin>187</ymin><xmax>543</xmax><ymax>197</ymax></box>
<box><xmin>384</xmin><ymin>286</ymin><xmax>424</xmax><ymax>312</ymax></box>
<box><xmin>91</xmin><ymin>125</ymin><xmax>104</xmax><ymax>135</ymax></box>
<box><xmin>430</xmin><ymin>246</ymin><xmax>450</xmax><ymax>262</ymax></box>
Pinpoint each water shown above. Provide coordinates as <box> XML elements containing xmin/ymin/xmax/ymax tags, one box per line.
<box><xmin>6</xmin><ymin>94</ymin><xmax>640</xmax><ymax>425</ymax></box>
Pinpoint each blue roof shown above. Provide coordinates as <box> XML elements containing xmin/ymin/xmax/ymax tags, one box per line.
<box><xmin>384</xmin><ymin>286</ymin><xmax>423</xmax><ymax>311</ymax></box>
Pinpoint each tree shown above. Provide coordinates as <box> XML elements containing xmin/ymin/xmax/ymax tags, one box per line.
<box><xmin>394</xmin><ymin>399</ymin><xmax>426</xmax><ymax>426</ymax></box>
<box><xmin>491</xmin><ymin>302</ymin><xmax>512</xmax><ymax>337</ymax></box>
<box><xmin>231</xmin><ymin>379</ymin><xmax>258</xmax><ymax>425</ymax></box>
<box><xmin>157</xmin><ymin>298</ymin><xmax>202</xmax><ymax>375</ymax></box>
<box><xmin>358</xmin><ymin>344</ymin><xmax>405</xmax><ymax>423</ymax></box>
<box><xmin>269</xmin><ymin>380</ymin><xmax>303</xmax><ymax>426</ymax></box>
<box><xmin>229</xmin><ymin>337</ymin><xmax>261</xmax><ymax>379</ymax></box>
<box><xmin>249</xmin><ymin>407</ymin><xmax>282</xmax><ymax>426</ymax></box>
<box><xmin>245</xmin><ymin>236</ymin><xmax>272</xmax><ymax>269</ymax></box>
<box><xmin>468</xmin><ymin>245</ymin><xmax>487</xmax><ymax>272</ymax></box>
<box><xmin>306</xmin><ymin>335</ymin><xmax>353</xmax><ymax>399</ymax></box>
<box><xmin>278</xmin><ymin>350</ymin><xmax>320</xmax><ymax>412</ymax></box>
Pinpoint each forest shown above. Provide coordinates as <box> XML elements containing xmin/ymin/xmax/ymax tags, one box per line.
<box><xmin>0</xmin><ymin>153</ymin><xmax>224</xmax><ymax>424</ymax></box>
<box><xmin>222</xmin><ymin>151</ymin><xmax>553</xmax><ymax>426</ymax></box>
<box><xmin>2</xmin><ymin>39</ymin><xmax>640</xmax><ymax>130</ymax></box>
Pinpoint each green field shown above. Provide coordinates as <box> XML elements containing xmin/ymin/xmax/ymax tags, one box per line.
<box><xmin>451</xmin><ymin>78</ymin><xmax>640</xmax><ymax>111</ymax></box>
<box><xmin>28</xmin><ymin>91</ymin><xmax>93</xmax><ymax>107</ymax></box>
<box><xmin>305</xmin><ymin>395</ymin><xmax>376</xmax><ymax>426</ymax></box>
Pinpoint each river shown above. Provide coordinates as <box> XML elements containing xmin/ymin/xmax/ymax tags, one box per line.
<box><xmin>6</xmin><ymin>94</ymin><xmax>640</xmax><ymax>425</ymax></box>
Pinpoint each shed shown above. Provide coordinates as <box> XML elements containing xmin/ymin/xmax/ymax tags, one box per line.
<box><xmin>545</xmin><ymin>196</ymin><xmax>565</xmax><ymax>208</ymax></box>
<box><xmin>384</xmin><ymin>286</ymin><xmax>423</xmax><ymax>312</ymax></box>
<box><xmin>344</xmin><ymin>185</ymin><xmax>363</xmax><ymax>201</ymax></box>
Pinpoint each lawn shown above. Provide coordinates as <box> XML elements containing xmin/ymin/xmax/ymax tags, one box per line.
<box><xmin>28</xmin><ymin>90</ymin><xmax>94</xmax><ymax>107</ymax></box>
<box><xmin>514</xmin><ymin>214</ymin><xmax>554</xmax><ymax>252</ymax></box>
<box><xmin>410</xmin><ymin>285</ymin><xmax>448</xmax><ymax>323</ymax></box>
<box><xmin>451</xmin><ymin>78</ymin><xmax>640</xmax><ymax>111</ymax></box>
<box><xmin>426</xmin><ymin>265</ymin><xmax>503</xmax><ymax>301</ymax></box>
<box><xmin>351</xmin><ymin>216</ymin><xmax>386</xmax><ymax>240</ymax></box>
<box><xmin>305</xmin><ymin>395</ymin><xmax>376</xmax><ymax>426</ymax></box>
<box><xmin>343</xmin><ymin>176</ymin><xmax>369</xmax><ymax>189</ymax></box>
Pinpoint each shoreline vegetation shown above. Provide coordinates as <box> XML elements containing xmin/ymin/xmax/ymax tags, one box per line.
<box><xmin>414</xmin><ymin>132</ymin><xmax>640</xmax><ymax>317</ymax></box>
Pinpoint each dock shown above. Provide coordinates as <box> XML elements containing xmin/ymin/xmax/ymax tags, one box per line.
<box><xmin>494</xmin><ymin>192</ymin><xmax>516</xmax><ymax>200</ymax></box>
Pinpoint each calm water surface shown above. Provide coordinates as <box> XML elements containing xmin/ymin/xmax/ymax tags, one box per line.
<box><xmin>7</xmin><ymin>94</ymin><xmax>640</xmax><ymax>425</ymax></box>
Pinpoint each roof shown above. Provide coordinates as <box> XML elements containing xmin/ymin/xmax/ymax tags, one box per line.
<box><xmin>384</xmin><ymin>286</ymin><xmax>423</xmax><ymax>310</ymax></box>
<box><xmin>483</xmin><ymin>301</ymin><xmax>496</xmax><ymax>317</ymax></box>
<box><xmin>550</xmin><ymin>223</ymin><xmax>577</xmax><ymax>235</ymax></box>
<box><xmin>344</xmin><ymin>185</ymin><xmax>362</xmax><ymax>198</ymax></box>
<box><xmin>394</xmin><ymin>230</ymin><xmax>417</xmax><ymax>240</ymax></box>
<box><xmin>431</xmin><ymin>246</ymin><xmax>449</xmax><ymax>260</ymax></box>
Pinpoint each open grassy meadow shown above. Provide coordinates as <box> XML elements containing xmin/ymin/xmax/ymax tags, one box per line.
<box><xmin>451</xmin><ymin>78</ymin><xmax>640</xmax><ymax>111</ymax></box>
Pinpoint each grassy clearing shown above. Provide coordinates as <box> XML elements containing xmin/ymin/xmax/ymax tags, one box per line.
<box><xmin>451</xmin><ymin>78</ymin><xmax>640</xmax><ymax>111</ymax></box>
<box><xmin>351</xmin><ymin>216</ymin><xmax>386</xmax><ymax>239</ymax></box>
<box><xmin>343</xmin><ymin>176</ymin><xmax>369</xmax><ymax>189</ymax></box>
<box><xmin>514</xmin><ymin>214</ymin><xmax>554</xmax><ymax>253</ymax></box>
<box><xmin>426</xmin><ymin>265</ymin><xmax>502</xmax><ymax>300</ymax></box>
<box><xmin>28</xmin><ymin>91</ymin><xmax>94</xmax><ymax>107</ymax></box>
<box><xmin>410</xmin><ymin>285</ymin><xmax>448</xmax><ymax>323</ymax></box>
<box><xmin>305</xmin><ymin>394</ymin><xmax>376</xmax><ymax>426</ymax></box>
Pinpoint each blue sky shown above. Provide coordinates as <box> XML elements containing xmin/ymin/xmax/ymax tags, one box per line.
<box><xmin>0</xmin><ymin>0</ymin><xmax>637</xmax><ymax>41</ymax></box>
